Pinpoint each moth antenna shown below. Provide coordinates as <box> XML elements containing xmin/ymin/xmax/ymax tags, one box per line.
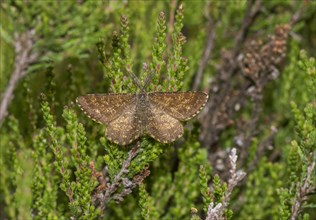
<box><xmin>143</xmin><ymin>69</ymin><xmax>155</xmax><ymax>91</ymax></box>
<box><xmin>126</xmin><ymin>66</ymin><xmax>143</xmax><ymax>91</ymax></box>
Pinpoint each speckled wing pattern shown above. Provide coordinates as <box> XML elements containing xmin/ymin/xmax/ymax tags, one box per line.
<box><xmin>77</xmin><ymin>91</ymin><xmax>208</xmax><ymax>145</ymax></box>
<box><xmin>146</xmin><ymin>91</ymin><xmax>208</xmax><ymax>143</ymax></box>
<box><xmin>106</xmin><ymin>103</ymin><xmax>142</xmax><ymax>145</ymax></box>
<box><xmin>146</xmin><ymin>103</ymin><xmax>184</xmax><ymax>143</ymax></box>
<box><xmin>76</xmin><ymin>94</ymin><xmax>136</xmax><ymax>124</ymax></box>
<box><xmin>148</xmin><ymin>92</ymin><xmax>208</xmax><ymax>121</ymax></box>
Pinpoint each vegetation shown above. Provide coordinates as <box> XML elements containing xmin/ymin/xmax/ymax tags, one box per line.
<box><xmin>0</xmin><ymin>1</ymin><xmax>315</xmax><ymax>219</ymax></box>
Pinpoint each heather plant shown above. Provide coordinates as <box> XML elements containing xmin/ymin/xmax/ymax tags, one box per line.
<box><xmin>0</xmin><ymin>1</ymin><xmax>316</xmax><ymax>220</ymax></box>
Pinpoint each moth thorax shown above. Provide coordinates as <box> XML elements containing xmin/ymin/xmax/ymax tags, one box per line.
<box><xmin>136</xmin><ymin>93</ymin><xmax>149</xmax><ymax>124</ymax></box>
<box><xmin>138</xmin><ymin>93</ymin><xmax>148</xmax><ymax>108</ymax></box>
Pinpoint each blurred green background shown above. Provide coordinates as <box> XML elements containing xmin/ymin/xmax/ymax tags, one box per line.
<box><xmin>0</xmin><ymin>1</ymin><xmax>315</xmax><ymax>219</ymax></box>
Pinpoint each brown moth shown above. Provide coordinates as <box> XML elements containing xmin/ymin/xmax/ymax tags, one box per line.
<box><xmin>77</xmin><ymin>73</ymin><xmax>208</xmax><ymax>145</ymax></box>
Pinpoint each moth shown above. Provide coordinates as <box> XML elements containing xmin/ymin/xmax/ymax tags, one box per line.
<box><xmin>77</xmin><ymin>73</ymin><xmax>208</xmax><ymax>146</ymax></box>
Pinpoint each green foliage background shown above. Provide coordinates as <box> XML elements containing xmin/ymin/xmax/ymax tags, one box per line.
<box><xmin>0</xmin><ymin>1</ymin><xmax>315</xmax><ymax>219</ymax></box>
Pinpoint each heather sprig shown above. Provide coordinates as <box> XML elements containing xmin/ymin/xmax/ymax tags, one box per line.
<box><xmin>102</xmin><ymin>137</ymin><xmax>127</xmax><ymax>181</ymax></box>
<box><xmin>128</xmin><ymin>140</ymin><xmax>166</xmax><ymax>178</ymax></box>
<box><xmin>0</xmin><ymin>120</ymin><xmax>21</xmax><ymax>219</ymax></box>
<box><xmin>40</xmin><ymin>94</ymin><xmax>67</xmax><ymax>179</ymax></box>
<box><xmin>138</xmin><ymin>183</ymin><xmax>159</xmax><ymax>220</ymax></box>
<box><xmin>62</xmin><ymin>107</ymin><xmax>99</xmax><ymax>219</ymax></box>
<box><xmin>240</xmin><ymin>158</ymin><xmax>283</xmax><ymax>219</ymax></box>
<box><xmin>98</xmin><ymin>15</ymin><xmax>137</xmax><ymax>94</ymax></box>
<box><xmin>165</xmin><ymin>4</ymin><xmax>188</xmax><ymax>91</ymax></box>
<box><xmin>279</xmin><ymin>50</ymin><xmax>316</xmax><ymax>220</ymax></box>
<box><xmin>164</xmin><ymin>133</ymin><xmax>209</xmax><ymax>219</ymax></box>
<box><xmin>39</xmin><ymin>94</ymin><xmax>68</xmax><ymax>215</ymax></box>
<box><xmin>199</xmin><ymin>165</ymin><xmax>212</xmax><ymax>212</ymax></box>
<box><xmin>197</xmin><ymin>148</ymin><xmax>246</xmax><ymax>220</ymax></box>
<box><xmin>147</xmin><ymin>11</ymin><xmax>167</xmax><ymax>91</ymax></box>
<box><xmin>31</xmin><ymin>129</ymin><xmax>59</xmax><ymax>219</ymax></box>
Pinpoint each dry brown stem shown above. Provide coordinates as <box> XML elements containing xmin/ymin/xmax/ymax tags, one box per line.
<box><xmin>0</xmin><ymin>29</ymin><xmax>38</xmax><ymax>127</ymax></box>
<box><xmin>199</xmin><ymin>0</ymin><xmax>262</xmax><ymax>149</ymax></box>
<box><xmin>290</xmin><ymin>156</ymin><xmax>316</xmax><ymax>220</ymax></box>
<box><xmin>192</xmin><ymin>2</ymin><xmax>218</xmax><ymax>90</ymax></box>
<box><xmin>166</xmin><ymin>0</ymin><xmax>177</xmax><ymax>53</ymax></box>
<box><xmin>91</xmin><ymin>142</ymin><xmax>150</xmax><ymax>216</ymax></box>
